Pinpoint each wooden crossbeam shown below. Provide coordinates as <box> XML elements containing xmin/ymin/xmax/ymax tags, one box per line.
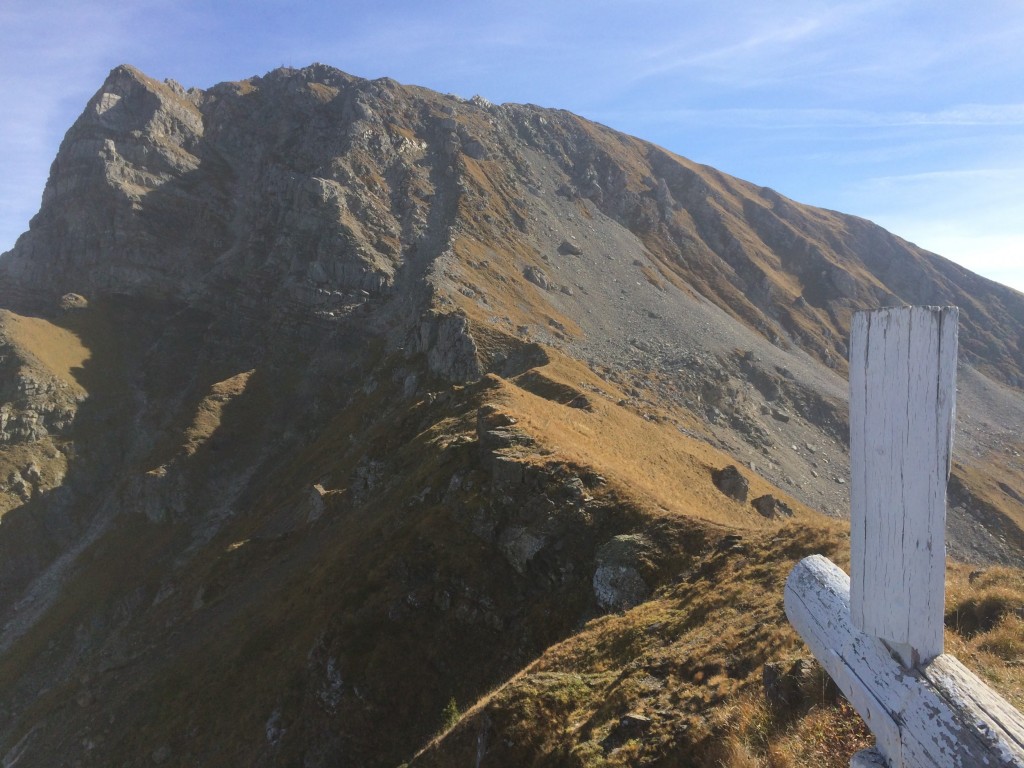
<box><xmin>786</xmin><ymin>556</ymin><xmax>1024</xmax><ymax>767</ymax></box>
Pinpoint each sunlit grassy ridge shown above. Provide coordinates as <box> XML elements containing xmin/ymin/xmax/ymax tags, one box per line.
<box><xmin>0</xmin><ymin>309</ymin><xmax>90</xmax><ymax>393</ymax></box>
<box><xmin>485</xmin><ymin>356</ymin><xmax>812</xmax><ymax>530</ymax></box>
<box><xmin>414</xmin><ymin>522</ymin><xmax>1024</xmax><ymax>767</ymax></box>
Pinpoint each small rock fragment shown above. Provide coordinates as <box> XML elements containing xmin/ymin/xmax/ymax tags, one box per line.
<box><xmin>523</xmin><ymin>266</ymin><xmax>549</xmax><ymax>290</ymax></box>
<box><xmin>557</xmin><ymin>239</ymin><xmax>583</xmax><ymax>256</ymax></box>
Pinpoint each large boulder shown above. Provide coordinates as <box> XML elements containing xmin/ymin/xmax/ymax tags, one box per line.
<box><xmin>712</xmin><ymin>465</ymin><xmax>748</xmax><ymax>503</ymax></box>
<box><xmin>523</xmin><ymin>266</ymin><xmax>550</xmax><ymax>290</ymax></box>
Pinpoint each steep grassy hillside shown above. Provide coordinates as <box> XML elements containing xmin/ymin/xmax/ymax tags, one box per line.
<box><xmin>0</xmin><ymin>63</ymin><xmax>1021</xmax><ymax>767</ymax></box>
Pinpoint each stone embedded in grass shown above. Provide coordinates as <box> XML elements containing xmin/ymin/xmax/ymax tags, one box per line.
<box><xmin>752</xmin><ymin>494</ymin><xmax>794</xmax><ymax>519</ymax></box>
<box><xmin>712</xmin><ymin>465</ymin><xmax>748</xmax><ymax>503</ymax></box>
<box><xmin>763</xmin><ymin>657</ymin><xmax>839</xmax><ymax>717</ymax></box>
<box><xmin>600</xmin><ymin>711</ymin><xmax>653</xmax><ymax>751</ymax></box>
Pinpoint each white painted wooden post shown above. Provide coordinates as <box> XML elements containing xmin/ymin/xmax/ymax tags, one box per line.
<box><xmin>784</xmin><ymin>306</ymin><xmax>1024</xmax><ymax>768</ymax></box>
<box><xmin>849</xmin><ymin>306</ymin><xmax>957</xmax><ymax>667</ymax></box>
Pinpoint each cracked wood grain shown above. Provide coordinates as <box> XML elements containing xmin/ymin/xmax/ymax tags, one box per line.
<box><xmin>849</xmin><ymin>306</ymin><xmax>958</xmax><ymax>664</ymax></box>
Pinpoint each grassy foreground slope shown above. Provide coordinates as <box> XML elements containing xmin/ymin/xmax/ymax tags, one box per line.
<box><xmin>0</xmin><ymin>310</ymin><xmax>1020</xmax><ymax>768</ymax></box>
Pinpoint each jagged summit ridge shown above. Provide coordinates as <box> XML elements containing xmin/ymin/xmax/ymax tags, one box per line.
<box><xmin>3</xmin><ymin>63</ymin><xmax>1022</xmax><ymax>387</ymax></box>
<box><xmin>3</xmin><ymin>64</ymin><xmax>445</xmax><ymax>316</ymax></box>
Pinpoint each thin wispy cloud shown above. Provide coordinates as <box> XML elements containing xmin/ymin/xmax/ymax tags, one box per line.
<box><xmin>618</xmin><ymin>0</ymin><xmax>903</xmax><ymax>91</ymax></box>
<box><xmin>840</xmin><ymin>153</ymin><xmax>1024</xmax><ymax>292</ymax></box>
<box><xmin>866</xmin><ymin>168</ymin><xmax>1024</xmax><ymax>186</ymax></box>
<box><xmin>629</xmin><ymin>16</ymin><xmax>825</xmax><ymax>83</ymax></box>
<box><xmin>602</xmin><ymin>104</ymin><xmax>1024</xmax><ymax>130</ymax></box>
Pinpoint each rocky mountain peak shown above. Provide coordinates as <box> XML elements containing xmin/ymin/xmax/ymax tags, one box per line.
<box><xmin>0</xmin><ymin>64</ymin><xmax>1021</xmax><ymax>767</ymax></box>
<box><xmin>87</xmin><ymin>63</ymin><xmax>201</xmax><ymax>131</ymax></box>
<box><xmin>49</xmin><ymin>63</ymin><xmax>205</xmax><ymax>208</ymax></box>
<box><xmin>4</xmin><ymin>63</ymin><xmax>1022</xmax><ymax>385</ymax></box>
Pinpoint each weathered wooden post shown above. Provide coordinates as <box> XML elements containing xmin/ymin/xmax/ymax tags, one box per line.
<box><xmin>785</xmin><ymin>306</ymin><xmax>1024</xmax><ymax>767</ymax></box>
<box><xmin>849</xmin><ymin>306</ymin><xmax>957</xmax><ymax>669</ymax></box>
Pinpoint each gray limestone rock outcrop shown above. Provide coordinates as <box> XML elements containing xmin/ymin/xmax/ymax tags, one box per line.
<box><xmin>498</xmin><ymin>526</ymin><xmax>547</xmax><ymax>575</ymax></box>
<box><xmin>476</xmin><ymin>403</ymin><xmax>537</xmax><ymax>488</ymax></box>
<box><xmin>0</xmin><ymin>336</ymin><xmax>83</xmax><ymax>446</ymax></box>
<box><xmin>1</xmin><ymin>66</ymin><xmax>208</xmax><ymax>300</ymax></box>
<box><xmin>415</xmin><ymin>311</ymin><xmax>483</xmax><ymax>383</ymax></box>
<box><xmin>593</xmin><ymin>534</ymin><xmax>652</xmax><ymax>611</ymax></box>
<box><xmin>0</xmin><ymin>64</ymin><xmax>441</xmax><ymax>328</ymax></box>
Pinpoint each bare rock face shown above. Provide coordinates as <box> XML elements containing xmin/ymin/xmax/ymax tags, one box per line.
<box><xmin>416</xmin><ymin>311</ymin><xmax>483</xmax><ymax>383</ymax></box>
<box><xmin>0</xmin><ymin>368</ymin><xmax>79</xmax><ymax>444</ymax></box>
<box><xmin>0</xmin><ymin>64</ymin><xmax>441</xmax><ymax>328</ymax></box>
<box><xmin>3</xmin><ymin>66</ymin><xmax>207</xmax><ymax>299</ymax></box>
<box><xmin>593</xmin><ymin>534</ymin><xmax>652</xmax><ymax>611</ymax></box>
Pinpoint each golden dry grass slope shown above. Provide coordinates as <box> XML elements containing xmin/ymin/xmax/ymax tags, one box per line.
<box><xmin>0</xmin><ymin>310</ymin><xmax>88</xmax><ymax>517</ymax></box>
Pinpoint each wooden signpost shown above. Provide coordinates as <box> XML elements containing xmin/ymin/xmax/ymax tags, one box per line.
<box><xmin>849</xmin><ymin>306</ymin><xmax>957</xmax><ymax>668</ymax></box>
<box><xmin>785</xmin><ymin>306</ymin><xmax>1024</xmax><ymax>767</ymax></box>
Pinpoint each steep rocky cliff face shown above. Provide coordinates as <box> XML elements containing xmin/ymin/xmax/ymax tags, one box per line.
<box><xmin>7</xmin><ymin>65</ymin><xmax>1024</xmax><ymax>385</ymax></box>
<box><xmin>0</xmin><ymin>64</ymin><xmax>1021</xmax><ymax>767</ymax></box>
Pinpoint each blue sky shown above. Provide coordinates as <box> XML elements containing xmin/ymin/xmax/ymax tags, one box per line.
<box><xmin>2</xmin><ymin>0</ymin><xmax>1023</xmax><ymax>292</ymax></box>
